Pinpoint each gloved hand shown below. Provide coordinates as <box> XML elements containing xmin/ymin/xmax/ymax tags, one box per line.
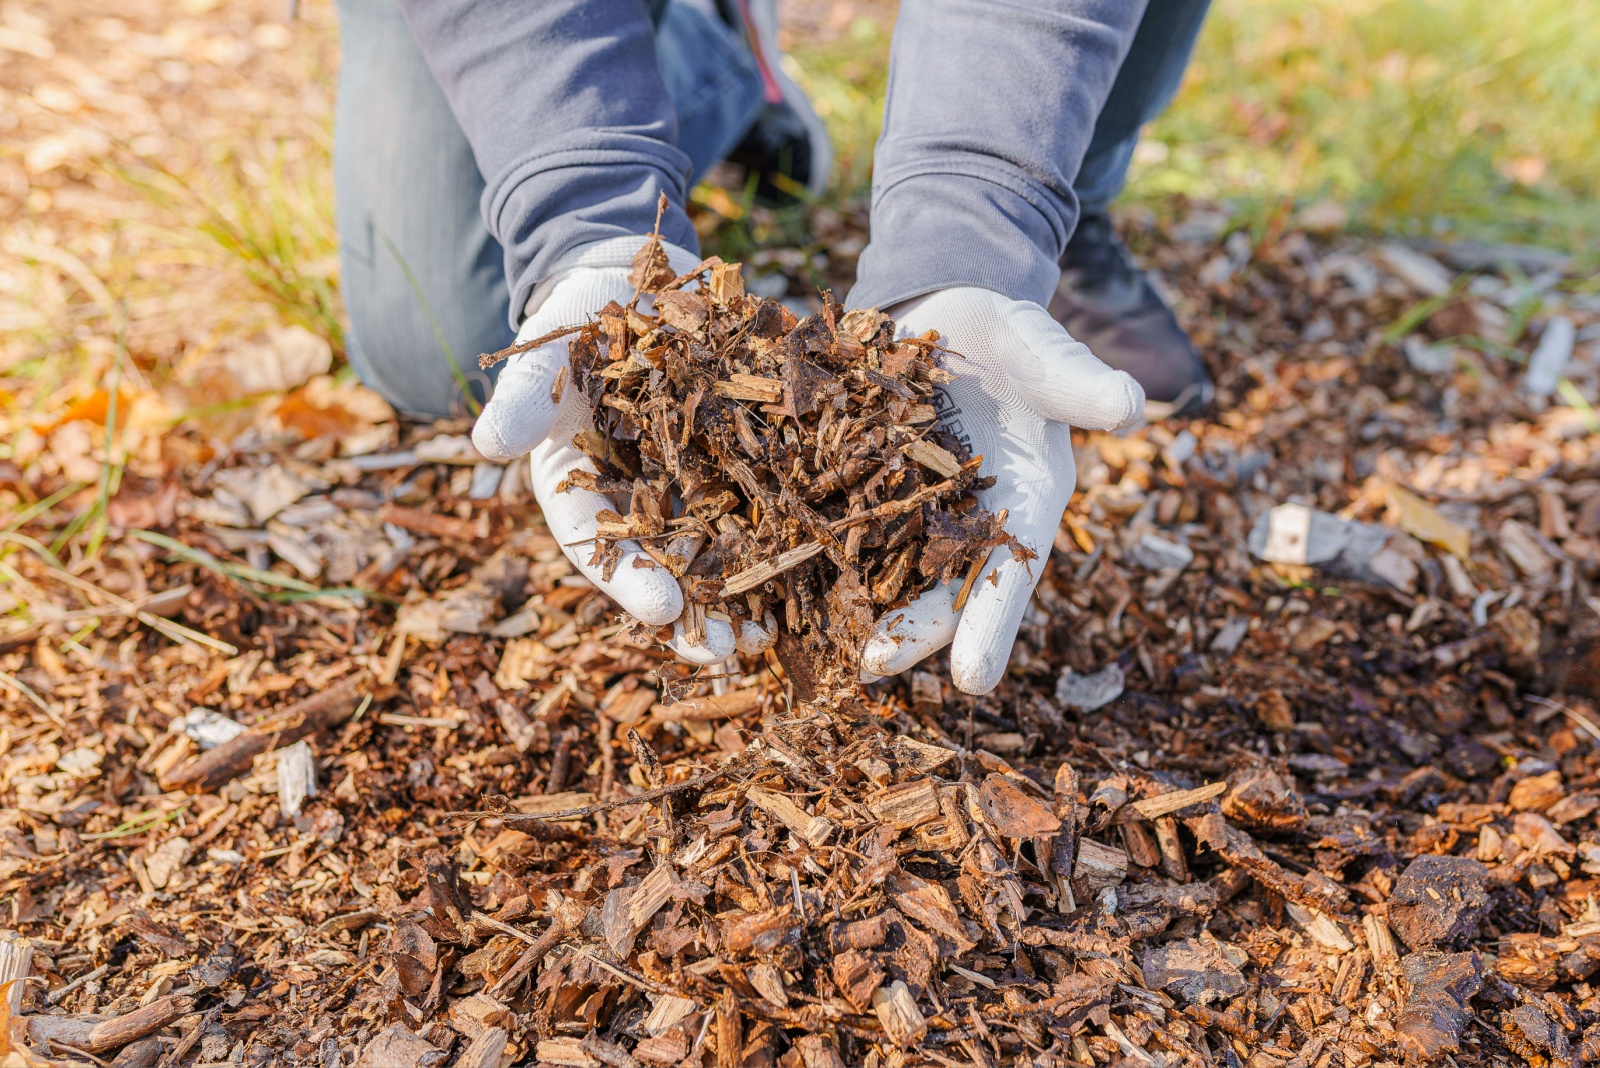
<box><xmin>859</xmin><ymin>287</ymin><xmax>1144</xmax><ymax>694</ymax></box>
<box><xmin>472</xmin><ymin>236</ymin><xmax>773</xmax><ymax>665</ymax></box>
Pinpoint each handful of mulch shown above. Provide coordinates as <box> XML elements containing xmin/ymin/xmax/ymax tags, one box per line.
<box><xmin>488</xmin><ymin>215</ymin><xmax>1026</xmax><ymax>686</ymax></box>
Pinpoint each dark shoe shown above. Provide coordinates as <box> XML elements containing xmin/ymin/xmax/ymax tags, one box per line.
<box><xmin>720</xmin><ymin>0</ymin><xmax>832</xmax><ymax>204</ymax></box>
<box><xmin>1049</xmin><ymin>211</ymin><xmax>1213</xmax><ymax>418</ymax></box>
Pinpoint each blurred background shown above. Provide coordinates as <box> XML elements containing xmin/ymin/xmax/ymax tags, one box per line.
<box><xmin>0</xmin><ymin>0</ymin><xmax>1597</xmax><ymax>439</ymax></box>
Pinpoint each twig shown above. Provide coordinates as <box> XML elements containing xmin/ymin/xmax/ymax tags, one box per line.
<box><xmin>1527</xmin><ymin>695</ymin><xmax>1600</xmax><ymax>743</ymax></box>
<box><xmin>0</xmin><ymin>669</ymin><xmax>65</xmax><ymax>726</ymax></box>
<box><xmin>4</xmin><ymin>533</ymin><xmax>237</xmax><ymax>655</ymax></box>
<box><xmin>477</xmin><ymin>322</ymin><xmax>588</xmax><ymax>370</ymax></box>
<box><xmin>470</xmin><ymin>911</ymin><xmax>538</xmax><ymax>946</ymax></box>
<box><xmin>465</xmin><ymin>765</ymin><xmax>734</xmax><ymax>825</ymax></box>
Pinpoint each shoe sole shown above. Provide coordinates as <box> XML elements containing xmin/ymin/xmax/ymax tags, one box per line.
<box><xmin>1142</xmin><ymin>379</ymin><xmax>1214</xmax><ymax>421</ymax></box>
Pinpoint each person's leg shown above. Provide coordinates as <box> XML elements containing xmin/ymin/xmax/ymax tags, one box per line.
<box><xmin>334</xmin><ymin>0</ymin><xmax>508</xmax><ymax>420</ymax></box>
<box><xmin>1075</xmin><ymin>0</ymin><xmax>1211</xmax><ymax>216</ymax></box>
<box><xmin>653</xmin><ymin>1</ymin><xmax>766</xmax><ymax>183</ymax></box>
<box><xmin>334</xmin><ymin>0</ymin><xmax>818</xmax><ymax>420</ymax></box>
<box><xmin>1051</xmin><ymin>0</ymin><xmax>1214</xmax><ymax>417</ymax></box>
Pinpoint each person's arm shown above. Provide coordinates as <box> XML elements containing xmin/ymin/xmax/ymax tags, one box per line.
<box><xmin>846</xmin><ymin>0</ymin><xmax>1146</xmax><ymax>312</ymax></box>
<box><xmin>395</xmin><ymin>0</ymin><xmax>698</xmax><ymax>325</ymax></box>
<box><xmin>849</xmin><ymin>1</ymin><xmax>1151</xmax><ymax>695</ymax></box>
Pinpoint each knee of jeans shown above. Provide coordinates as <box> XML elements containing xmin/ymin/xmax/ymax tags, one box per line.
<box><xmin>344</xmin><ymin>300</ymin><xmax>509</xmax><ymax>420</ymax></box>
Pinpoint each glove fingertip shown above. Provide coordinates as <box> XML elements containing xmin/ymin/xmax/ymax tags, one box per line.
<box><xmin>470</xmin><ymin>414</ymin><xmax>516</xmax><ymax>462</ymax></box>
<box><xmin>949</xmin><ymin>646</ymin><xmax>1005</xmax><ymax>696</ymax></box>
<box><xmin>669</xmin><ymin>617</ymin><xmax>736</xmax><ymax>665</ymax></box>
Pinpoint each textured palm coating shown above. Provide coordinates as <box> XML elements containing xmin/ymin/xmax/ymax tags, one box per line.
<box><xmin>859</xmin><ymin>287</ymin><xmax>1143</xmax><ymax>694</ymax></box>
<box><xmin>472</xmin><ymin>237</ymin><xmax>702</xmax><ymax>628</ymax></box>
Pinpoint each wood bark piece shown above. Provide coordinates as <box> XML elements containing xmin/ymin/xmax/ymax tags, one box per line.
<box><xmin>865</xmin><ymin>779</ymin><xmax>942</xmax><ymax>829</ymax></box>
<box><xmin>276</xmin><ymin>739</ymin><xmax>317</xmax><ymax>818</ymax></box>
<box><xmin>871</xmin><ymin>980</ymin><xmax>927</xmax><ymax>1048</ymax></box>
<box><xmin>36</xmin><ymin>995</ymin><xmax>195</xmax><ymax>1055</ymax></box>
<box><xmin>977</xmin><ymin>774</ymin><xmax>1061</xmax><ymax>837</ymax></box>
<box><xmin>160</xmin><ymin>675</ymin><xmax>367</xmax><ymax>793</ymax></box>
<box><xmin>353</xmin><ymin>1027</ymin><xmax>446</xmax><ymax>1068</ymax></box>
<box><xmin>721</xmin><ymin>542</ymin><xmax>824</xmax><ymax>597</ymax></box>
<box><xmin>714</xmin><ymin>989</ymin><xmax>742</xmax><ymax>1068</ymax></box>
<box><xmin>377</xmin><ymin>503</ymin><xmax>480</xmax><ymax>543</ymax></box>
<box><xmin>538</xmin><ymin>1037</ymin><xmax>601</xmax><ymax>1067</ymax></box>
<box><xmin>1388</xmin><ymin>854</ymin><xmax>1490</xmax><ymax>949</ymax></box>
<box><xmin>1395</xmin><ymin>951</ymin><xmax>1481</xmax><ymax>1060</ymax></box>
<box><xmin>652</xmin><ymin>689</ymin><xmax>763</xmax><ymax>722</ymax></box>
<box><xmin>109</xmin><ymin>1036</ymin><xmax>165</xmax><ymax>1068</ymax></box>
<box><xmin>455</xmin><ymin>1027</ymin><xmax>510</xmax><ymax>1068</ymax></box>
<box><xmin>745</xmin><ymin>786</ymin><xmax>834</xmax><ymax>847</ymax></box>
<box><xmin>0</xmin><ymin>931</ymin><xmax>31</xmax><ymax>1016</ymax></box>
<box><xmin>1075</xmin><ymin>839</ymin><xmax>1130</xmax><ymax>893</ymax></box>
<box><xmin>1128</xmin><ymin>781</ymin><xmax>1228</xmax><ymax>820</ymax></box>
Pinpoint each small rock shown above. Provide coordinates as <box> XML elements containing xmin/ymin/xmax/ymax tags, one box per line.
<box><xmin>190</xmin><ymin>947</ymin><xmax>240</xmax><ymax>990</ymax></box>
<box><xmin>1376</xmin><ymin>244</ymin><xmax>1453</xmax><ymax>297</ymax></box>
<box><xmin>1140</xmin><ymin>935</ymin><xmax>1247</xmax><ymax>1005</ymax></box>
<box><xmin>1055</xmin><ymin>663</ymin><xmax>1125</xmax><ymax>712</ymax></box>
<box><xmin>1526</xmin><ymin>316</ymin><xmax>1575</xmax><ymax>397</ymax></box>
<box><xmin>1509</xmin><ymin>769</ymin><xmax>1565</xmax><ymax>812</ymax></box>
<box><xmin>182</xmin><ymin>709</ymin><xmax>247</xmax><ymax>750</ymax></box>
<box><xmin>1403</xmin><ymin>336</ymin><xmax>1458</xmax><ymax>375</ymax></box>
<box><xmin>1249</xmin><ymin>504</ymin><xmax>1422</xmax><ymax>593</ymax></box>
<box><xmin>1127</xmin><ymin>532</ymin><xmax>1194</xmax><ymax>571</ymax></box>
<box><xmin>1209</xmin><ymin>616</ymin><xmax>1250</xmax><ymax>655</ymax></box>
<box><xmin>244</xmin><ymin>466</ymin><xmax>310</xmax><ymax>524</ymax></box>
<box><xmin>145</xmin><ymin>837</ymin><xmax>190</xmax><ymax>890</ymax></box>
<box><xmin>469</xmin><ymin>462</ymin><xmax>503</xmax><ymax>500</ymax></box>
<box><xmin>1388</xmin><ymin>854</ymin><xmax>1490</xmax><ymax>950</ymax></box>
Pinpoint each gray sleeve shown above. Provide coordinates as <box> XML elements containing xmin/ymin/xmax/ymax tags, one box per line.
<box><xmin>394</xmin><ymin>0</ymin><xmax>700</xmax><ymax>326</ymax></box>
<box><xmin>846</xmin><ymin>0</ymin><xmax>1146</xmax><ymax>312</ymax></box>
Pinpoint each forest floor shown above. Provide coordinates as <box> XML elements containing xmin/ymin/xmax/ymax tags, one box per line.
<box><xmin>3</xmin><ymin>1</ymin><xmax>1600</xmax><ymax>1066</ymax></box>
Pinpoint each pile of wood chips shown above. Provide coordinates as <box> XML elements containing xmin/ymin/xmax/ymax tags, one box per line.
<box><xmin>488</xmin><ymin>221</ymin><xmax>1022</xmax><ymax>688</ymax></box>
<box><xmin>4</xmin><ymin>219</ymin><xmax>1600</xmax><ymax>1068</ymax></box>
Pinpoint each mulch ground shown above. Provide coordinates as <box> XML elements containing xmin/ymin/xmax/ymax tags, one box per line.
<box><xmin>3</xmin><ymin>216</ymin><xmax>1599</xmax><ymax>1068</ymax></box>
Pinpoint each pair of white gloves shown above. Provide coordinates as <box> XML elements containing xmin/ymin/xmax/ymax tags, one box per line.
<box><xmin>472</xmin><ymin>237</ymin><xmax>1143</xmax><ymax>695</ymax></box>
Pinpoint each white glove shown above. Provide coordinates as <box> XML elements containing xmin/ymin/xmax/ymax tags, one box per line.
<box><xmin>472</xmin><ymin>236</ymin><xmax>769</xmax><ymax>666</ymax></box>
<box><xmin>859</xmin><ymin>288</ymin><xmax>1144</xmax><ymax>695</ymax></box>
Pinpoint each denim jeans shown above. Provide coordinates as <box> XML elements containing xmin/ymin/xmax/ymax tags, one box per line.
<box><xmin>334</xmin><ymin>0</ymin><xmax>1208</xmax><ymax>418</ymax></box>
<box><xmin>334</xmin><ymin>0</ymin><xmax>763</xmax><ymax>418</ymax></box>
<box><xmin>1075</xmin><ymin>0</ymin><xmax>1212</xmax><ymax>217</ymax></box>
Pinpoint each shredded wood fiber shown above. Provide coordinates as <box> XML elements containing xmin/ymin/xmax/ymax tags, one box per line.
<box><xmin>485</xmin><ymin>213</ymin><xmax>1027</xmax><ymax>689</ymax></box>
